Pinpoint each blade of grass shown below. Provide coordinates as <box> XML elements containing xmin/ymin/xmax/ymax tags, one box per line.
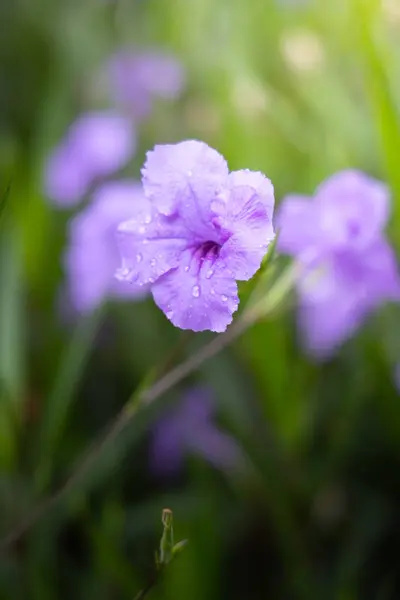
<box><xmin>35</xmin><ymin>307</ymin><xmax>104</xmax><ymax>492</ymax></box>
<box><xmin>352</xmin><ymin>0</ymin><xmax>400</xmax><ymax>245</ymax></box>
<box><xmin>0</xmin><ymin>228</ymin><xmax>24</xmax><ymax>411</ymax></box>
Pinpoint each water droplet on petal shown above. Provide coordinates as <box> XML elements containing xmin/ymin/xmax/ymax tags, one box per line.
<box><xmin>117</xmin><ymin>267</ymin><xmax>130</xmax><ymax>279</ymax></box>
<box><xmin>166</xmin><ymin>310</ymin><xmax>174</xmax><ymax>320</ymax></box>
<box><xmin>187</xmin><ymin>170</ymin><xmax>193</xmax><ymax>177</ymax></box>
<box><xmin>136</xmin><ymin>253</ymin><xmax>143</xmax><ymax>263</ymax></box>
<box><xmin>184</xmin><ymin>266</ymin><xmax>189</xmax><ymax>272</ymax></box>
<box><xmin>211</xmin><ymin>289</ymin><xmax>215</xmax><ymax>295</ymax></box>
<box><xmin>138</xmin><ymin>226</ymin><xmax>146</xmax><ymax>234</ymax></box>
<box><xmin>211</xmin><ymin>199</ymin><xmax>225</xmax><ymax>214</ymax></box>
<box><xmin>192</xmin><ymin>285</ymin><xmax>200</xmax><ymax>298</ymax></box>
<box><xmin>221</xmin><ymin>295</ymin><xmax>228</xmax><ymax>302</ymax></box>
<box><xmin>206</xmin><ymin>268</ymin><xmax>214</xmax><ymax>279</ymax></box>
<box><xmin>144</xmin><ymin>214</ymin><xmax>152</xmax><ymax>224</ymax></box>
<box><xmin>150</xmin><ymin>259</ymin><xmax>156</xmax><ymax>267</ymax></box>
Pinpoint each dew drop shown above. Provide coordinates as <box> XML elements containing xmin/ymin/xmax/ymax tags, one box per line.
<box><xmin>206</xmin><ymin>268</ymin><xmax>214</xmax><ymax>279</ymax></box>
<box><xmin>136</xmin><ymin>253</ymin><xmax>143</xmax><ymax>263</ymax></box>
<box><xmin>211</xmin><ymin>289</ymin><xmax>215</xmax><ymax>295</ymax></box>
<box><xmin>192</xmin><ymin>285</ymin><xmax>200</xmax><ymax>298</ymax></box>
<box><xmin>150</xmin><ymin>259</ymin><xmax>156</xmax><ymax>267</ymax></box>
<box><xmin>166</xmin><ymin>310</ymin><xmax>174</xmax><ymax>320</ymax></box>
<box><xmin>184</xmin><ymin>266</ymin><xmax>189</xmax><ymax>272</ymax></box>
<box><xmin>221</xmin><ymin>294</ymin><xmax>228</xmax><ymax>302</ymax></box>
<box><xmin>144</xmin><ymin>214</ymin><xmax>152</xmax><ymax>224</ymax></box>
<box><xmin>117</xmin><ymin>267</ymin><xmax>130</xmax><ymax>278</ymax></box>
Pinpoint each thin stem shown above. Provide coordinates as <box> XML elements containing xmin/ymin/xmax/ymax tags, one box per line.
<box><xmin>0</xmin><ymin>264</ymin><xmax>298</xmax><ymax>552</ymax></box>
<box><xmin>133</xmin><ymin>572</ymin><xmax>159</xmax><ymax>600</ymax></box>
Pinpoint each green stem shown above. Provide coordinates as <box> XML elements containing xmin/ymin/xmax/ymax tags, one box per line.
<box><xmin>0</xmin><ymin>263</ymin><xmax>299</xmax><ymax>552</ymax></box>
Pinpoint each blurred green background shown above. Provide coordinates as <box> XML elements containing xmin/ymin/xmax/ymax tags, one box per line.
<box><xmin>2</xmin><ymin>0</ymin><xmax>400</xmax><ymax>598</ymax></box>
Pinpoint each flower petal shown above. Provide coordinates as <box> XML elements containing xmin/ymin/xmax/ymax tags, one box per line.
<box><xmin>150</xmin><ymin>415</ymin><xmax>185</xmax><ymax>477</ymax></box>
<box><xmin>116</xmin><ymin>209</ymin><xmax>191</xmax><ymax>286</ymax></box>
<box><xmin>142</xmin><ymin>140</ymin><xmax>229</xmax><ymax>223</ymax></box>
<box><xmin>218</xmin><ymin>183</ymin><xmax>275</xmax><ymax>280</ymax></box>
<box><xmin>65</xmin><ymin>180</ymin><xmax>146</xmax><ymax>312</ymax></box>
<box><xmin>71</xmin><ymin>111</ymin><xmax>135</xmax><ymax>178</ymax></box>
<box><xmin>276</xmin><ymin>194</ymin><xmax>324</xmax><ymax>256</ymax></box>
<box><xmin>44</xmin><ymin>146</ymin><xmax>89</xmax><ymax>207</ymax></box>
<box><xmin>151</xmin><ymin>249</ymin><xmax>239</xmax><ymax>332</ymax></box>
<box><xmin>228</xmin><ymin>169</ymin><xmax>275</xmax><ymax>213</ymax></box>
<box><xmin>44</xmin><ymin>112</ymin><xmax>135</xmax><ymax>207</ymax></box>
<box><xmin>187</xmin><ymin>427</ymin><xmax>241</xmax><ymax>471</ymax></box>
<box><xmin>298</xmin><ymin>238</ymin><xmax>400</xmax><ymax>357</ymax></box>
<box><xmin>315</xmin><ymin>169</ymin><xmax>390</xmax><ymax>249</ymax></box>
<box><xmin>108</xmin><ymin>50</ymin><xmax>185</xmax><ymax>118</ymax></box>
<box><xmin>299</xmin><ymin>280</ymin><xmax>366</xmax><ymax>358</ymax></box>
<box><xmin>66</xmin><ymin>241</ymin><xmax>116</xmax><ymax>312</ymax></box>
<box><xmin>128</xmin><ymin>52</ymin><xmax>185</xmax><ymax>99</ymax></box>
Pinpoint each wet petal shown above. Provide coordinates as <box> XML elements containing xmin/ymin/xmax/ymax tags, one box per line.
<box><xmin>151</xmin><ymin>249</ymin><xmax>239</xmax><ymax>332</ymax></box>
<box><xmin>228</xmin><ymin>169</ymin><xmax>275</xmax><ymax>213</ymax></box>
<box><xmin>116</xmin><ymin>210</ymin><xmax>190</xmax><ymax>286</ymax></box>
<box><xmin>218</xmin><ymin>184</ymin><xmax>275</xmax><ymax>280</ymax></box>
<box><xmin>142</xmin><ymin>140</ymin><xmax>229</xmax><ymax>222</ymax></box>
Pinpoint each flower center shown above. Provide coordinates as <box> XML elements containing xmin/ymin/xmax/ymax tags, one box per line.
<box><xmin>198</xmin><ymin>240</ymin><xmax>220</xmax><ymax>261</ymax></box>
<box><xmin>187</xmin><ymin>240</ymin><xmax>221</xmax><ymax>280</ymax></box>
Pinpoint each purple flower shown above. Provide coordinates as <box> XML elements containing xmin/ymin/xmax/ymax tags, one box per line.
<box><xmin>65</xmin><ymin>180</ymin><xmax>147</xmax><ymax>312</ymax></box>
<box><xmin>44</xmin><ymin>111</ymin><xmax>135</xmax><ymax>207</ymax></box>
<box><xmin>150</xmin><ymin>387</ymin><xmax>240</xmax><ymax>477</ymax></box>
<box><xmin>116</xmin><ymin>140</ymin><xmax>275</xmax><ymax>332</ymax></box>
<box><xmin>277</xmin><ymin>170</ymin><xmax>400</xmax><ymax>357</ymax></box>
<box><xmin>107</xmin><ymin>50</ymin><xmax>185</xmax><ymax>118</ymax></box>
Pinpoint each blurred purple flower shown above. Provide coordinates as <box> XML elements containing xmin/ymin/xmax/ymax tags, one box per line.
<box><xmin>44</xmin><ymin>111</ymin><xmax>135</xmax><ymax>207</ymax></box>
<box><xmin>107</xmin><ymin>49</ymin><xmax>185</xmax><ymax>118</ymax></box>
<box><xmin>277</xmin><ymin>170</ymin><xmax>400</xmax><ymax>357</ymax></box>
<box><xmin>65</xmin><ymin>180</ymin><xmax>147</xmax><ymax>312</ymax></box>
<box><xmin>116</xmin><ymin>140</ymin><xmax>275</xmax><ymax>332</ymax></box>
<box><xmin>150</xmin><ymin>387</ymin><xmax>240</xmax><ymax>477</ymax></box>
